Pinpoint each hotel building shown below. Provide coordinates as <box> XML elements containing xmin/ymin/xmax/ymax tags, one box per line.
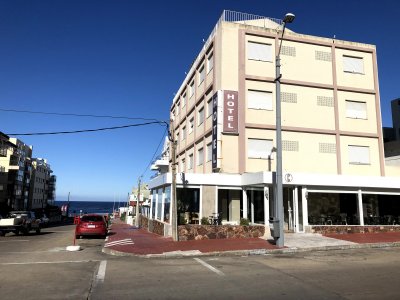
<box><xmin>149</xmin><ymin>11</ymin><xmax>400</xmax><ymax>235</ymax></box>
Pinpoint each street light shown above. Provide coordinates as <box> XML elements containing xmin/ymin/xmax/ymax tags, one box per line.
<box><xmin>274</xmin><ymin>12</ymin><xmax>295</xmax><ymax>248</ymax></box>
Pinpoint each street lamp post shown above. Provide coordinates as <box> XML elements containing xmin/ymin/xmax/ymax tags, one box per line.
<box><xmin>274</xmin><ymin>13</ymin><xmax>295</xmax><ymax>248</ymax></box>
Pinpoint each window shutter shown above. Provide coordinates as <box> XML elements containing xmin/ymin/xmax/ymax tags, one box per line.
<box><xmin>346</xmin><ymin>101</ymin><xmax>367</xmax><ymax>119</ymax></box>
<box><xmin>248</xmin><ymin>90</ymin><xmax>272</xmax><ymax>110</ymax></box>
<box><xmin>348</xmin><ymin>146</ymin><xmax>369</xmax><ymax>164</ymax></box>
<box><xmin>343</xmin><ymin>56</ymin><xmax>364</xmax><ymax>73</ymax></box>
<box><xmin>248</xmin><ymin>42</ymin><xmax>272</xmax><ymax>61</ymax></box>
<box><xmin>248</xmin><ymin>139</ymin><xmax>273</xmax><ymax>159</ymax></box>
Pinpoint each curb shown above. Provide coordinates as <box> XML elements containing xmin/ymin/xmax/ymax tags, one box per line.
<box><xmin>102</xmin><ymin>241</ymin><xmax>400</xmax><ymax>258</ymax></box>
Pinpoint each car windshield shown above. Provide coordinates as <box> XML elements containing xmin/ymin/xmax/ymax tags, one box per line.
<box><xmin>81</xmin><ymin>215</ymin><xmax>104</xmax><ymax>222</ymax></box>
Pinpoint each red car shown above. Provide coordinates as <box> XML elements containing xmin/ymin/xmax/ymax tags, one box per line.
<box><xmin>75</xmin><ymin>214</ymin><xmax>107</xmax><ymax>239</ymax></box>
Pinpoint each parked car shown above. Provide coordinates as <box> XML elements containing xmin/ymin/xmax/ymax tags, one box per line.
<box><xmin>0</xmin><ymin>211</ymin><xmax>41</xmax><ymax>236</ymax></box>
<box><xmin>75</xmin><ymin>214</ymin><xmax>107</xmax><ymax>239</ymax></box>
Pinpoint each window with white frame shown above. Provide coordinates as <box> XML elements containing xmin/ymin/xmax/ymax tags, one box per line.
<box><xmin>182</xmin><ymin>93</ymin><xmax>186</xmax><ymax>108</ymax></box>
<box><xmin>345</xmin><ymin>100</ymin><xmax>367</xmax><ymax>119</ymax></box>
<box><xmin>189</xmin><ymin>81</ymin><xmax>195</xmax><ymax>98</ymax></box>
<box><xmin>348</xmin><ymin>145</ymin><xmax>370</xmax><ymax>164</ymax></box>
<box><xmin>188</xmin><ymin>117</ymin><xmax>194</xmax><ymax>133</ymax></box>
<box><xmin>207</xmin><ymin>98</ymin><xmax>213</xmax><ymax>117</ymax></box>
<box><xmin>248</xmin><ymin>90</ymin><xmax>273</xmax><ymax>110</ymax></box>
<box><xmin>181</xmin><ymin>158</ymin><xmax>185</xmax><ymax>172</ymax></box>
<box><xmin>188</xmin><ymin>154</ymin><xmax>194</xmax><ymax>170</ymax></box>
<box><xmin>207</xmin><ymin>53</ymin><xmax>213</xmax><ymax>73</ymax></box>
<box><xmin>248</xmin><ymin>138</ymin><xmax>273</xmax><ymax>159</ymax></box>
<box><xmin>198</xmin><ymin>65</ymin><xmax>205</xmax><ymax>86</ymax></box>
<box><xmin>343</xmin><ymin>55</ymin><xmax>364</xmax><ymax>74</ymax></box>
<box><xmin>206</xmin><ymin>143</ymin><xmax>212</xmax><ymax>162</ymax></box>
<box><xmin>181</xmin><ymin>126</ymin><xmax>186</xmax><ymax>140</ymax></box>
<box><xmin>198</xmin><ymin>107</ymin><xmax>204</xmax><ymax>126</ymax></box>
<box><xmin>247</xmin><ymin>41</ymin><xmax>272</xmax><ymax>62</ymax></box>
<box><xmin>197</xmin><ymin>147</ymin><xmax>204</xmax><ymax>165</ymax></box>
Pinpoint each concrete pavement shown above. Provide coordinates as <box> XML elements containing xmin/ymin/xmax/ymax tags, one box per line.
<box><xmin>102</xmin><ymin>219</ymin><xmax>400</xmax><ymax>258</ymax></box>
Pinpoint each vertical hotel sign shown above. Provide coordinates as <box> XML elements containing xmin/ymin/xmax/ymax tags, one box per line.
<box><xmin>212</xmin><ymin>90</ymin><xmax>239</xmax><ymax>170</ymax></box>
<box><xmin>223</xmin><ymin>90</ymin><xmax>238</xmax><ymax>133</ymax></box>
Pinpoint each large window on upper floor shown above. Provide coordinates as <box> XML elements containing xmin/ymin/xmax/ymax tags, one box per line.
<box><xmin>247</xmin><ymin>41</ymin><xmax>272</xmax><ymax>62</ymax></box>
<box><xmin>181</xmin><ymin>126</ymin><xmax>186</xmax><ymax>140</ymax></box>
<box><xmin>248</xmin><ymin>90</ymin><xmax>273</xmax><ymax>110</ymax></box>
<box><xmin>189</xmin><ymin>81</ymin><xmax>195</xmax><ymax>98</ymax></box>
<box><xmin>343</xmin><ymin>55</ymin><xmax>364</xmax><ymax>74</ymax></box>
<box><xmin>206</xmin><ymin>143</ymin><xmax>212</xmax><ymax>162</ymax></box>
<box><xmin>248</xmin><ymin>138</ymin><xmax>273</xmax><ymax>159</ymax></box>
<box><xmin>198</xmin><ymin>107</ymin><xmax>204</xmax><ymax>126</ymax></box>
<box><xmin>181</xmin><ymin>93</ymin><xmax>186</xmax><ymax>108</ymax></box>
<box><xmin>197</xmin><ymin>148</ymin><xmax>204</xmax><ymax>166</ymax></box>
<box><xmin>188</xmin><ymin>117</ymin><xmax>194</xmax><ymax>133</ymax></box>
<box><xmin>188</xmin><ymin>153</ymin><xmax>194</xmax><ymax>170</ymax></box>
<box><xmin>207</xmin><ymin>53</ymin><xmax>213</xmax><ymax>73</ymax></box>
<box><xmin>345</xmin><ymin>100</ymin><xmax>367</xmax><ymax>119</ymax></box>
<box><xmin>207</xmin><ymin>97</ymin><xmax>213</xmax><ymax>118</ymax></box>
<box><xmin>348</xmin><ymin>145</ymin><xmax>370</xmax><ymax>165</ymax></box>
<box><xmin>198</xmin><ymin>65</ymin><xmax>205</xmax><ymax>86</ymax></box>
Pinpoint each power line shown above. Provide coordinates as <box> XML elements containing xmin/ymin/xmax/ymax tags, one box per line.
<box><xmin>0</xmin><ymin>108</ymin><xmax>168</xmax><ymax>125</ymax></box>
<box><xmin>6</xmin><ymin>121</ymin><xmax>166</xmax><ymax>136</ymax></box>
<box><xmin>140</xmin><ymin>126</ymin><xmax>168</xmax><ymax>178</ymax></box>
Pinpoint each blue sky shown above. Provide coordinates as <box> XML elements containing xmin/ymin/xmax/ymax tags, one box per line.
<box><xmin>0</xmin><ymin>1</ymin><xmax>399</xmax><ymax>202</ymax></box>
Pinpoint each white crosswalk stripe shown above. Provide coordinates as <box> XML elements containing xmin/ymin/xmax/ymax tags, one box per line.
<box><xmin>104</xmin><ymin>238</ymin><xmax>134</xmax><ymax>247</ymax></box>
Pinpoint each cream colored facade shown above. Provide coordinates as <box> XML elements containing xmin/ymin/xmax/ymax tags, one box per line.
<box><xmin>29</xmin><ymin>158</ymin><xmax>52</xmax><ymax>210</ymax></box>
<box><xmin>149</xmin><ymin>11</ymin><xmax>400</xmax><ymax>235</ymax></box>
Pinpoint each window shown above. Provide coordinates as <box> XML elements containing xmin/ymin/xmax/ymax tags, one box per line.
<box><xmin>346</xmin><ymin>100</ymin><xmax>367</xmax><ymax>119</ymax></box>
<box><xmin>248</xmin><ymin>90</ymin><xmax>273</xmax><ymax>110</ymax></box>
<box><xmin>207</xmin><ymin>53</ymin><xmax>213</xmax><ymax>73</ymax></box>
<box><xmin>207</xmin><ymin>143</ymin><xmax>212</xmax><ymax>162</ymax></box>
<box><xmin>188</xmin><ymin>154</ymin><xmax>194</xmax><ymax>170</ymax></box>
<box><xmin>248</xmin><ymin>138</ymin><xmax>273</xmax><ymax>159</ymax></box>
<box><xmin>207</xmin><ymin>98</ymin><xmax>213</xmax><ymax>117</ymax></box>
<box><xmin>343</xmin><ymin>56</ymin><xmax>364</xmax><ymax>74</ymax></box>
<box><xmin>181</xmin><ymin>126</ymin><xmax>186</xmax><ymax>140</ymax></box>
<box><xmin>247</xmin><ymin>41</ymin><xmax>272</xmax><ymax>62</ymax></box>
<box><xmin>281</xmin><ymin>45</ymin><xmax>296</xmax><ymax>57</ymax></box>
<box><xmin>348</xmin><ymin>145</ymin><xmax>370</xmax><ymax>164</ymax></box>
<box><xmin>181</xmin><ymin>94</ymin><xmax>186</xmax><ymax>108</ymax></box>
<box><xmin>198</xmin><ymin>107</ymin><xmax>204</xmax><ymax>125</ymax></box>
<box><xmin>189</xmin><ymin>81</ymin><xmax>195</xmax><ymax>98</ymax></box>
<box><xmin>197</xmin><ymin>148</ymin><xmax>204</xmax><ymax>165</ymax></box>
<box><xmin>181</xmin><ymin>158</ymin><xmax>185</xmax><ymax>172</ymax></box>
<box><xmin>198</xmin><ymin>65</ymin><xmax>205</xmax><ymax>86</ymax></box>
<box><xmin>188</xmin><ymin>117</ymin><xmax>194</xmax><ymax>133</ymax></box>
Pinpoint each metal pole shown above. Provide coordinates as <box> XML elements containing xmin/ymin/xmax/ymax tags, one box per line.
<box><xmin>170</xmin><ymin>121</ymin><xmax>178</xmax><ymax>241</ymax></box>
<box><xmin>274</xmin><ymin>22</ymin><xmax>288</xmax><ymax>248</ymax></box>
<box><xmin>135</xmin><ymin>177</ymin><xmax>141</xmax><ymax>227</ymax></box>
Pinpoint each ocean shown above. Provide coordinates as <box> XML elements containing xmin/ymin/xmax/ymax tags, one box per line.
<box><xmin>55</xmin><ymin>200</ymin><xmax>128</xmax><ymax>216</ymax></box>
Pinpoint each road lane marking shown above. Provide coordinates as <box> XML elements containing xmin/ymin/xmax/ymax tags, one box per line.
<box><xmin>96</xmin><ymin>260</ymin><xmax>107</xmax><ymax>283</ymax></box>
<box><xmin>0</xmin><ymin>240</ymin><xmax>30</xmax><ymax>243</ymax></box>
<box><xmin>0</xmin><ymin>259</ymin><xmax>101</xmax><ymax>265</ymax></box>
<box><xmin>104</xmin><ymin>238</ymin><xmax>134</xmax><ymax>247</ymax></box>
<box><xmin>193</xmin><ymin>258</ymin><xmax>225</xmax><ymax>276</ymax></box>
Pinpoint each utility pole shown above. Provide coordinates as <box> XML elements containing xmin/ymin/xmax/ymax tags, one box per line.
<box><xmin>135</xmin><ymin>176</ymin><xmax>141</xmax><ymax>227</ymax></box>
<box><xmin>169</xmin><ymin>119</ymin><xmax>178</xmax><ymax>241</ymax></box>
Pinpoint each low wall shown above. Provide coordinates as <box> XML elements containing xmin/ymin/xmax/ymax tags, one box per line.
<box><xmin>307</xmin><ymin>225</ymin><xmax>400</xmax><ymax>234</ymax></box>
<box><xmin>178</xmin><ymin>224</ymin><xmax>265</xmax><ymax>241</ymax></box>
<box><xmin>139</xmin><ymin>215</ymin><xmax>165</xmax><ymax>236</ymax></box>
<box><xmin>139</xmin><ymin>215</ymin><xmax>149</xmax><ymax>230</ymax></box>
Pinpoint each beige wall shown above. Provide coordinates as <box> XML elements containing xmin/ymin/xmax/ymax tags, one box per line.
<box><xmin>245</xmin><ymin>34</ymin><xmax>275</xmax><ymax>78</ymax></box>
<box><xmin>202</xmin><ymin>185</ymin><xmax>216</xmax><ymax>218</ymax></box>
<box><xmin>221</xmin><ymin>134</ymin><xmax>239</xmax><ymax>173</ymax></box>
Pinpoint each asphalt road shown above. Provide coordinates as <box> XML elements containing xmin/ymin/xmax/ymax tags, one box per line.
<box><xmin>1</xmin><ymin>224</ymin><xmax>400</xmax><ymax>299</ymax></box>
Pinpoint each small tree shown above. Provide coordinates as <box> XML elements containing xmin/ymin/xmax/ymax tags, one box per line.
<box><xmin>240</xmin><ymin>218</ymin><xmax>250</xmax><ymax>226</ymax></box>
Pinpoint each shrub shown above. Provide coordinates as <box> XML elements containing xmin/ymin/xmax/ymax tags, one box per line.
<box><xmin>201</xmin><ymin>217</ymin><xmax>209</xmax><ymax>225</ymax></box>
<box><xmin>240</xmin><ymin>218</ymin><xmax>250</xmax><ymax>226</ymax></box>
<box><xmin>120</xmin><ymin>212</ymin><xmax>126</xmax><ymax>221</ymax></box>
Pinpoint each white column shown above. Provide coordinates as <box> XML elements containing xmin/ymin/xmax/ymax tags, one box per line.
<box><xmin>215</xmin><ymin>186</ymin><xmax>218</xmax><ymax>215</ymax></box>
<box><xmin>199</xmin><ymin>185</ymin><xmax>203</xmax><ymax>220</ymax></box>
<box><xmin>293</xmin><ymin>187</ymin><xmax>299</xmax><ymax>233</ymax></box>
<box><xmin>302</xmin><ymin>187</ymin><xmax>308</xmax><ymax>228</ymax></box>
<box><xmin>242</xmin><ymin>189</ymin><xmax>248</xmax><ymax>219</ymax></box>
<box><xmin>169</xmin><ymin>186</ymin><xmax>173</xmax><ymax>225</ymax></box>
<box><xmin>149</xmin><ymin>193</ymin><xmax>153</xmax><ymax>219</ymax></box>
<box><xmin>251</xmin><ymin>190</ymin><xmax>255</xmax><ymax>223</ymax></box>
<box><xmin>154</xmin><ymin>191</ymin><xmax>158</xmax><ymax>220</ymax></box>
<box><xmin>161</xmin><ymin>189</ymin><xmax>165</xmax><ymax>222</ymax></box>
<box><xmin>358</xmin><ymin>189</ymin><xmax>364</xmax><ymax>226</ymax></box>
<box><xmin>264</xmin><ymin>186</ymin><xmax>270</xmax><ymax>226</ymax></box>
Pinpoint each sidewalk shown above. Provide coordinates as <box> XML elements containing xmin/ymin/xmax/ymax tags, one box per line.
<box><xmin>102</xmin><ymin>220</ymin><xmax>400</xmax><ymax>258</ymax></box>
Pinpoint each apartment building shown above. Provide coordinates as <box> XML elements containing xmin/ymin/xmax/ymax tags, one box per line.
<box><xmin>149</xmin><ymin>11</ymin><xmax>400</xmax><ymax>235</ymax></box>
<box><xmin>0</xmin><ymin>135</ymin><xmax>33</xmax><ymax>212</ymax></box>
<box><xmin>29</xmin><ymin>158</ymin><xmax>53</xmax><ymax>210</ymax></box>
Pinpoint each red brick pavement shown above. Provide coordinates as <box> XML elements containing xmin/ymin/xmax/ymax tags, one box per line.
<box><xmin>104</xmin><ymin>221</ymin><xmax>278</xmax><ymax>255</ymax></box>
<box><xmin>324</xmin><ymin>232</ymin><xmax>400</xmax><ymax>244</ymax></box>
